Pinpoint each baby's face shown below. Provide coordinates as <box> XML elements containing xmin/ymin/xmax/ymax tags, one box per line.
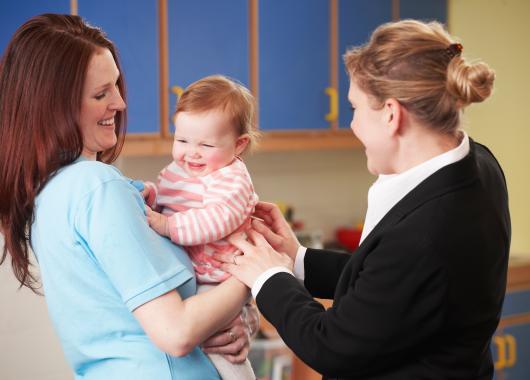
<box><xmin>172</xmin><ymin>110</ymin><xmax>247</xmax><ymax>177</ymax></box>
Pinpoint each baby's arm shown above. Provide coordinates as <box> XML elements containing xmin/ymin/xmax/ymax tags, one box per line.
<box><xmin>163</xmin><ymin>170</ymin><xmax>257</xmax><ymax>245</ymax></box>
<box><xmin>146</xmin><ymin>206</ymin><xmax>169</xmax><ymax>237</ymax></box>
<box><xmin>142</xmin><ymin>181</ymin><xmax>159</xmax><ymax>210</ymax></box>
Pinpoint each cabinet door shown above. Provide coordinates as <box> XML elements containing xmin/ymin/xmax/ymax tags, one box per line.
<box><xmin>78</xmin><ymin>0</ymin><xmax>159</xmax><ymax>134</ymax></box>
<box><xmin>338</xmin><ymin>0</ymin><xmax>392</xmax><ymax>129</ymax></box>
<box><xmin>0</xmin><ymin>1</ymin><xmax>70</xmax><ymax>54</ymax></box>
<box><xmin>493</xmin><ymin>323</ymin><xmax>530</xmax><ymax>379</ymax></box>
<box><xmin>259</xmin><ymin>0</ymin><xmax>329</xmax><ymax>131</ymax></box>
<box><xmin>400</xmin><ymin>0</ymin><xmax>447</xmax><ymax>24</ymax></box>
<box><xmin>168</xmin><ymin>0</ymin><xmax>249</xmax><ymax>128</ymax></box>
<box><xmin>493</xmin><ymin>288</ymin><xmax>530</xmax><ymax>379</ymax></box>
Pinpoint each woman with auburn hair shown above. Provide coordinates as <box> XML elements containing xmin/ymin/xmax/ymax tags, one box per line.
<box><xmin>0</xmin><ymin>14</ymin><xmax>257</xmax><ymax>379</ymax></box>
<box><xmin>217</xmin><ymin>19</ymin><xmax>510</xmax><ymax>379</ymax></box>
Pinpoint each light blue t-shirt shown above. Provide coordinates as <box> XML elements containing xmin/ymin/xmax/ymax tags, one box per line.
<box><xmin>31</xmin><ymin>159</ymin><xmax>220</xmax><ymax>380</ymax></box>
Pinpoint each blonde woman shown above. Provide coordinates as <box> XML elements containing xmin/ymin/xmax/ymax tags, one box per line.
<box><xmin>217</xmin><ymin>20</ymin><xmax>510</xmax><ymax>379</ymax></box>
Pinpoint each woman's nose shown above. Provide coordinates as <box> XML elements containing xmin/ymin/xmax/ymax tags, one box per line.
<box><xmin>110</xmin><ymin>86</ymin><xmax>126</xmax><ymax>111</ymax></box>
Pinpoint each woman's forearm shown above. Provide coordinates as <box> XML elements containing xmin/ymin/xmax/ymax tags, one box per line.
<box><xmin>178</xmin><ymin>278</ymin><xmax>249</xmax><ymax>349</ymax></box>
<box><xmin>133</xmin><ymin>277</ymin><xmax>249</xmax><ymax>356</ymax></box>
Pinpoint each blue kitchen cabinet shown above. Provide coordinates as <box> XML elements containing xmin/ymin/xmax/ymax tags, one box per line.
<box><xmin>399</xmin><ymin>0</ymin><xmax>447</xmax><ymax>23</ymax></box>
<box><xmin>0</xmin><ymin>1</ymin><xmax>70</xmax><ymax>56</ymax></box>
<box><xmin>338</xmin><ymin>0</ymin><xmax>392</xmax><ymax>129</ymax></box>
<box><xmin>492</xmin><ymin>260</ymin><xmax>530</xmax><ymax>379</ymax></box>
<box><xmin>337</xmin><ymin>0</ymin><xmax>447</xmax><ymax>129</ymax></box>
<box><xmin>494</xmin><ymin>322</ymin><xmax>530</xmax><ymax>379</ymax></box>
<box><xmin>77</xmin><ymin>0</ymin><xmax>159</xmax><ymax>134</ymax></box>
<box><xmin>167</xmin><ymin>0</ymin><xmax>249</xmax><ymax>130</ymax></box>
<box><xmin>259</xmin><ymin>0</ymin><xmax>329</xmax><ymax>131</ymax></box>
<box><xmin>493</xmin><ymin>277</ymin><xmax>530</xmax><ymax>380</ymax></box>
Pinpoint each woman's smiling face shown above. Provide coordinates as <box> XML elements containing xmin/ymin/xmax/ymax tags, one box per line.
<box><xmin>78</xmin><ymin>48</ymin><xmax>126</xmax><ymax>160</ymax></box>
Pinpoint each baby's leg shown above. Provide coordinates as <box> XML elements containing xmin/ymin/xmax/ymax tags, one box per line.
<box><xmin>197</xmin><ymin>284</ymin><xmax>256</xmax><ymax>380</ymax></box>
<box><xmin>208</xmin><ymin>353</ymin><xmax>256</xmax><ymax>380</ymax></box>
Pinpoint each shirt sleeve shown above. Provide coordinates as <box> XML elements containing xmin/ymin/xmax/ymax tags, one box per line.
<box><xmin>294</xmin><ymin>246</ymin><xmax>307</xmax><ymax>280</ymax></box>
<box><xmin>251</xmin><ymin>267</ymin><xmax>295</xmax><ymax>299</ymax></box>
<box><xmin>167</xmin><ymin>169</ymin><xmax>258</xmax><ymax>246</ymax></box>
<box><xmin>74</xmin><ymin>178</ymin><xmax>194</xmax><ymax>311</ymax></box>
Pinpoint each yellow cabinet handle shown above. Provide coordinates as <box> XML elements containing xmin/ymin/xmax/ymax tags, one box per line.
<box><xmin>505</xmin><ymin>334</ymin><xmax>517</xmax><ymax>367</ymax></box>
<box><xmin>494</xmin><ymin>334</ymin><xmax>517</xmax><ymax>369</ymax></box>
<box><xmin>171</xmin><ymin>85</ymin><xmax>184</xmax><ymax>98</ymax></box>
<box><xmin>325</xmin><ymin>87</ymin><xmax>338</xmax><ymax>122</ymax></box>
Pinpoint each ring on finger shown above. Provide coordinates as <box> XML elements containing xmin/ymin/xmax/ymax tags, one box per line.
<box><xmin>228</xmin><ymin>329</ymin><xmax>236</xmax><ymax>343</ymax></box>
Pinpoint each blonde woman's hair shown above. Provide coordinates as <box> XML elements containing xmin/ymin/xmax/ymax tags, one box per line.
<box><xmin>344</xmin><ymin>19</ymin><xmax>495</xmax><ymax>134</ymax></box>
<box><xmin>175</xmin><ymin>75</ymin><xmax>260</xmax><ymax>152</ymax></box>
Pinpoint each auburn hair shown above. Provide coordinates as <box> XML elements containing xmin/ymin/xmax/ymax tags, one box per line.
<box><xmin>175</xmin><ymin>75</ymin><xmax>260</xmax><ymax>152</ymax></box>
<box><xmin>0</xmin><ymin>14</ymin><xmax>127</xmax><ymax>291</ymax></box>
<box><xmin>344</xmin><ymin>19</ymin><xmax>495</xmax><ymax>134</ymax></box>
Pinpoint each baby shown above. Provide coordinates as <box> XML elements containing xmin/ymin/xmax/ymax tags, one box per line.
<box><xmin>143</xmin><ymin>75</ymin><xmax>259</xmax><ymax>380</ymax></box>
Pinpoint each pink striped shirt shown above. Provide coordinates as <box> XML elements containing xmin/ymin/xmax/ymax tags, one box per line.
<box><xmin>145</xmin><ymin>158</ymin><xmax>258</xmax><ymax>283</ymax></box>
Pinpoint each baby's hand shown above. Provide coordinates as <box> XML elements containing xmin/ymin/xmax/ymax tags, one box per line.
<box><xmin>146</xmin><ymin>206</ymin><xmax>169</xmax><ymax>237</ymax></box>
<box><xmin>140</xmin><ymin>187</ymin><xmax>151</xmax><ymax>202</ymax></box>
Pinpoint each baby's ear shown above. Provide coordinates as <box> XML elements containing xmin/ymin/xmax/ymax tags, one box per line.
<box><xmin>235</xmin><ymin>134</ymin><xmax>250</xmax><ymax>155</ymax></box>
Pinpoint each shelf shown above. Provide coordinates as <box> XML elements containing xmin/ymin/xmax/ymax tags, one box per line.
<box><xmin>121</xmin><ymin>130</ymin><xmax>362</xmax><ymax>157</ymax></box>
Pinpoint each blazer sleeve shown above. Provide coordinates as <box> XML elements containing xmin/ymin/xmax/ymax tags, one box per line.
<box><xmin>303</xmin><ymin>248</ymin><xmax>353</xmax><ymax>299</ymax></box>
<box><xmin>256</xmin><ymin>226</ymin><xmax>448</xmax><ymax>378</ymax></box>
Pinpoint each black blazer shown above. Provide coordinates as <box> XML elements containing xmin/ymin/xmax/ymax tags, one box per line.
<box><xmin>256</xmin><ymin>140</ymin><xmax>510</xmax><ymax>379</ymax></box>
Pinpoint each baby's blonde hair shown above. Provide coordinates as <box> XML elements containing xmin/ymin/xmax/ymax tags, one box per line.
<box><xmin>344</xmin><ymin>19</ymin><xmax>495</xmax><ymax>134</ymax></box>
<box><xmin>175</xmin><ymin>75</ymin><xmax>259</xmax><ymax>152</ymax></box>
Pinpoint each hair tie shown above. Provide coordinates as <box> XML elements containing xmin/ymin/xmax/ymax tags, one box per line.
<box><xmin>445</xmin><ymin>43</ymin><xmax>463</xmax><ymax>60</ymax></box>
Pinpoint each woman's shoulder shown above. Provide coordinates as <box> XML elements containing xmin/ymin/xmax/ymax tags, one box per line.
<box><xmin>61</xmin><ymin>159</ymin><xmax>123</xmax><ymax>183</ymax></box>
<box><xmin>45</xmin><ymin>160</ymin><xmax>127</xmax><ymax>200</ymax></box>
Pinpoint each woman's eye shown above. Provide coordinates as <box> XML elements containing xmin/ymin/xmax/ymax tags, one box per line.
<box><xmin>95</xmin><ymin>93</ymin><xmax>106</xmax><ymax>100</ymax></box>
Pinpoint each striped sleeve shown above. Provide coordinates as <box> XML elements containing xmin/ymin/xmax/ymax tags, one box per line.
<box><xmin>167</xmin><ymin>164</ymin><xmax>258</xmax><ymax>246</ymax></box>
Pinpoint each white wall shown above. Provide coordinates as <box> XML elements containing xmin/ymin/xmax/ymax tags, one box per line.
<box><xmin>117</xmin><ymin>148</ymin><xmax>374</xmax><ymax>242</ymax></box>
<box><xmin>0</xmin><ymin>234</ymin><xmax>72</xmax><ymax>380</ymax></box>
<box><xmin>449</xmin><ymin>0</ymin><xmax>530</xmax><ymax>258</ymax></box>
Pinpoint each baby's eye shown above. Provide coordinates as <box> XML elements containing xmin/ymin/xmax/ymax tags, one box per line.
<box><xmin>176</xmin><ymin>139</ymin><xmax>187</xmax><ymax>143</ymax></box>
<box><xmin>202</xmin><ymin>144</ymin><xmax>214</xmax><ymax>148</ymax></box>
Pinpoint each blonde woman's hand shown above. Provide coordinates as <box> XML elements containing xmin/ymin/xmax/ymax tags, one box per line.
<box><xmin>215</xmin><ymin>230</ymin><xmax>294</xmax><ymax>288</ymax></box>
<box><xmin>252</xmin><ymin>202</ymin><xmax>300</xmax><ymax>260</ymax></box>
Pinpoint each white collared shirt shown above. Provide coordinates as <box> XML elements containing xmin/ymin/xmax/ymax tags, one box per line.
<box><xmin>251</xmin><ymin>132</ymin><xmax>470</xmax><ymax>298</ymax></box>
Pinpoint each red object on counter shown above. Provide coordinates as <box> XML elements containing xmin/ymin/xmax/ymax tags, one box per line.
<box><xmin>336</xmin><ymin>227</ymin><xmax>362</xmax><ymax>251</ymax></box>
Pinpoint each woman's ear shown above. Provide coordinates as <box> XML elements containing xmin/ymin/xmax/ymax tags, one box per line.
<box><xmin>235</xmin><ymin>134</ymin><xmax>250</xmax><ymax>156</ymax></box>
<box><xmin>384</xmin><ymin>98</ymin><xmax>403</xmax><ymax>136</ymax></box>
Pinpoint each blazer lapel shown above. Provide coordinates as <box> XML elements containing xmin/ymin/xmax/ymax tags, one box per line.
<box><xmin>357</xmin><ymin>140</ymin><xmax>479</xmax><ymax>251</ymax></box>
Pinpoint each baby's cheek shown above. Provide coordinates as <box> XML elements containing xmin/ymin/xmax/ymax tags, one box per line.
<box><xmin>171</xmin><ymin>145</ymin><xmax>183</xmax><ymax>162</ymax></box>
<box><xmin>206</xmin><ymin>150</ymin><xmax>234</xmax><ymax>168</ymax></box>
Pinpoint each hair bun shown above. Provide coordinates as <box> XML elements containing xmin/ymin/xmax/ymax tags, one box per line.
<box><xmin>446</xmin><ymin>57</ymin><xmax>495</xmax><ymax>108</ymax></box>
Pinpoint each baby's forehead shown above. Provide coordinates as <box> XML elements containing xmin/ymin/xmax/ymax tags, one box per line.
<box><xmin>174</xmin><ymin>117</ymin><xmax>238</xmax><ymax>138</ymax></box>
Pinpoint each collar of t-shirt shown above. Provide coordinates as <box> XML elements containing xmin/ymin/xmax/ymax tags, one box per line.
<box><xmin>251</xmin><ymin>132</ymin><xmax>470</xmax><ymax>298</ymax></box>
